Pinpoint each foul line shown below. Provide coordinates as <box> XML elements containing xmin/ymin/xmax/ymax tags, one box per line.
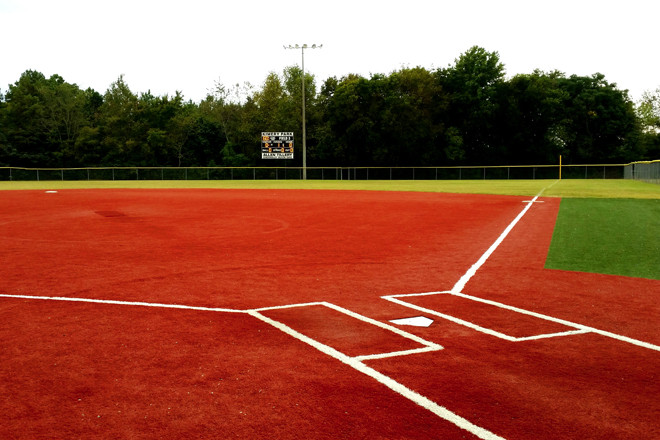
<box><xmin>249</xmin><ymin>309</ymin><xmax>504</xmax><ymax>440</ymax></box>
<box><xmin>451</xmin><ymin>182</ymin><xmax>556</xmax><ymax>294</ymax></box>
<box><xmin>0</xmin><ymin>293</ymin><xmax>245</xmax><ymax>313</ymax></box>
<box><xmin>382</xmin><ymin>179</ymin><xmax>660</xmax><ymax>352</ymax></box>
<box><xmin>0</xmin><ymin>292</ymin><xmax>499</xmax><ymax>439</ymax></box>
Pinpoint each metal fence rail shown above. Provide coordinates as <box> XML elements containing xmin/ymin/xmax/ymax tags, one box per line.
<box><xmin>624</xmin><ymin>160</ymin><xmax>660</xmax><ymax>184</ymax></box>
<box><xmin>0</xmin><ymin>164</ymin><xmax>628</xmax><ymax>182</ymax></box>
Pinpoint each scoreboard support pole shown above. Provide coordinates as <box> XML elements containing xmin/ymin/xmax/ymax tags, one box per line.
<box><xmin>301</xmin><ymin>44</ymin><xmax>307</xmax><ymax>180</ymax></box>
<box><xmin>284</xmin><ymin>43</ymin><xmax>323</xmax><ymax>180</ymax></box>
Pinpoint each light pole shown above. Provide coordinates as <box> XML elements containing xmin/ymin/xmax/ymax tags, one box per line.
<box><xmin>284</xmin><ymin>43</ymin><xmax>322</xmax><ymax>180</ymax></box>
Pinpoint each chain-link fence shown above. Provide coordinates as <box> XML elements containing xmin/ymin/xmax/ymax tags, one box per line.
<box><xmin>624</xmin><ymin>160</ymin><xmax>660</xmax><ymax>184</ymax></box>
<box><xmin>0</xmin><ymin>164</ymin><xmax>628</xmax><ymax>182</ymax></box>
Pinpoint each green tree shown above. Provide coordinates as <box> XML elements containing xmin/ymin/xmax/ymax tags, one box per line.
<box><xmin>494</xmin><ymin>70</ymin><xmax>568</xmax><ymax>164</ymax></box>
<box><xmin>636</xmin><ymin>87</ymin><xmax>660</xmax><ymax>159</ymax></box>
<box><xmin>437</xmin><ymin>46</ymin><xmax>505</xmax><ymax>164</ymax></box>
<box><xmin>637</xmin><ymin>88</ymin><xmax>660</xmax><ymax>134</ymax></box>
<box><xmin>557</xmin><ymin>74</ymin><xmax>639</xmax><ymax>163</ymax></box>
<box><xmin>1</xmin><ymin>70</ymin><xmax>95</xmax><ymax>166</ymax></box>
<box><xmin>97</xmin><ymin>75</ymin><xmax>140</xmax><ymax>165</ymax></box>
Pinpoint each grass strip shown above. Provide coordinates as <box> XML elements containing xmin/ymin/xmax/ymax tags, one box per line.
<box><xmin>545</xmin><ymin>198</ymin><xmax>660</xmax><ymax>279</ymax></box>
<box><xmin>1</xmin><ymin>179</ymin><xmax>659</xmax><ymax>199</ymax></box>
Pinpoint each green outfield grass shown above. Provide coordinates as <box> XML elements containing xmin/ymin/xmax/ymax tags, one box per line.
<box><xmin>1</xmin><ymin>178</ymin><xmax>659</xmax><ymax>199</ymax></box>
<box><xmin>546</xmin><ymin>198</ymin><xmax>660</xmax><ymax>280</ymax></box>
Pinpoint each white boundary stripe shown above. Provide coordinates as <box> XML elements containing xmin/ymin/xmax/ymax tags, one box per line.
<box><xmin>384</xmin><ymin>291</ymin><xmax>660</xmax><ymax>351</ymax></box>
<box><xmin>255</xmin><ymin>300</ymin><xmax>443</xmax><ymax>358</ymax></box>
<box><xmin>248</xmin><ymin>310</ymin><xmax>505</xmax><ymax>440</ymax></box>
<box><xmin>353</xmin><ymin>346</ymin><xmax>440</xmax><ymax>361</ymax></box>
<box><xmin>451</xmin><ymin>182</ymin><xmax>557</xmax><ymax>294</ymax></box>
<box><xmin>451</xmin><ymin>292</ymin><xmax>660</xmax><ymax>350</ymax></box>
<box><xmin>252</xmin><ymin>301</ymin><xmax>326</xmax><ymax>311</ymax></box>
<box><xmin>451</xmin><ymin>196</ymin><xmax>538</xmax><ymax>294</ymax></box>
<box><xmin>1</xmin><ymin>292</ymin><xmax>500</xmax><ymax>438</ymax></box>
<box><xmin>0</xmin><ymin>294</ymin><xmax>441</xmax><ymax>356</ymax></box>
<box><xmin>321</xmin><ymin>302</ymin><xmax>442</xmax><ymax>350</ymax></box>
<box><xmin>515</xmin><ymin>329</ymin><xmax>590</xmax><ymax>341</ymax></box>
<box><xmin>0</xmin><ymin>293</ymin><xmax>245</xmax><ymax>313</ymax></box>
<box><xmin>384</xmin><ymin>295</ymin><xmax>521</xmax><ymax>341</ymax></box>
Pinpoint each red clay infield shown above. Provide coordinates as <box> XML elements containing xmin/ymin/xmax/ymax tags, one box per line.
<box><xmin>1</xmin><ymin>189</ymin><xmax>658</xmax><ymax>439</ymax></box>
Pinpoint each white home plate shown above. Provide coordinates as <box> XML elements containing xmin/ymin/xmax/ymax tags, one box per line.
<box><xmin>389</xmin><ymin>316</ymin><xmax>434</xmax><ymax>327</ymax></box>
<box><xmin>45</xmin><ymin>190</ymin><xmax>58</xmax><ymax>193</ymax></box>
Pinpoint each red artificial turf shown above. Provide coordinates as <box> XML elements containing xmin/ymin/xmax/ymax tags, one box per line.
<box><xmin>1</xmin><ymin>188</ymin><xmax>658</xmax><ymax>439</ymax></box>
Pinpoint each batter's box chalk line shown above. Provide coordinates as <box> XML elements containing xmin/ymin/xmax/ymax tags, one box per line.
<box><xmin>381</xmin><ymin>291</ymin><xmax>660</xmax><ymax>351</ymax></box>
<box><xmin>252</xmin><ymin>301</ymin><xmax>443</xmax><ymax>361</ymax></box>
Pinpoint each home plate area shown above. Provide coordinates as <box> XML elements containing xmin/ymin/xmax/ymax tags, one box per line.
<box><xmin>389</xmin><ymin>316</ymin><xmax>434</xmax><ymax>327</ymax></box>
<box><xmin>383</xmin><ymin>291</ymin><xmax>588</xmax><ymax>342</ymax></box>
<box><xmin>253</xmin><ymin>302</ymin><xmax>443</xmax><ymax>361</ymax></box>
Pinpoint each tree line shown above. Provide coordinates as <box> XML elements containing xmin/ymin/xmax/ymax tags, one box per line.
<box><xmin>1</xmin><ymin>46</ymin><xmax>659</xmax><ymax>169</ymax></box>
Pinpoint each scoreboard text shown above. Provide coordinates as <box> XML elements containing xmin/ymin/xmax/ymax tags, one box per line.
<box><xmin>261</xmin><ymin>132</ymin><xmax>294</xmax><ymax>159</ymax></box>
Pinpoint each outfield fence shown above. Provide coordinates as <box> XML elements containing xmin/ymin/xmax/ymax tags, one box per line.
<box><xmin>0</xmin><ymin>163</ymin><xmax>632</xmax><ymax>182</ymax></box>
<box><xmin>624</xmin><ymin>160</ymin><xmax>660</xmax><ymax>184</ymax></box>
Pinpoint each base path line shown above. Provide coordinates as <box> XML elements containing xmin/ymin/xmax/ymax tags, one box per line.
<box><xmin>248</xmin><ymin>310</ymin><xmax>506</xmax><ymax>440</ymax></box>
<box><xmin>451</xmin><ymin>182</ymin><xmax>557</xmax><ymax>294</ymax></box>
<box><xmin>0</xmin><ymin>293</ymin><xmax>246</xmax><ymax>314</ymax></box>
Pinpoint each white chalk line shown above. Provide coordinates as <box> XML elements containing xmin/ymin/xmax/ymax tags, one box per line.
<box><xmin>452</xmin><ymin>181</ymin><xmax>558</xmax><ymax>295</ymax></box>
<box><xmin>254</xmin><ymin>300</ymin><xmax>443</xmax><ymax>358</ymax></box>
<box><xmin>385</xmin><ymin>292</ymin><xmax>660</xmax><ymax>352</ymax></box>
<box><xmin>0</xmin><ymin>184</ymin><xmax>562</xmax><ymax>440</ymax></box>
<box><xmin>0</xmin><ymin>294</ymin><xmax>442</xmax><ymax>357</ymax></box>
<box><xmin>249</xmin><ymin>309</ymin><xmax>505</xmax><ymax>440</ymax></box>
<box><xmin>381</xmin><ymin>179</ymin><xmax>660</xmax><ymax>352</ymax></box>
<box><xmin>0</xmin><ymin>292</ymin><xmax>499</xmax><ymax>439</ymax></box>
<box><xmin>0</xmin><ymin>293</ymin><xmax>245</xmax><ymax>313</ymax></box>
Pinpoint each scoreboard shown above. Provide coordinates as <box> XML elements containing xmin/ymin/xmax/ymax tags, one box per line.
<box><xmin>261</xmin><ymin>132</ymin><xmax>294</xmax><ymax>159</ymax></box>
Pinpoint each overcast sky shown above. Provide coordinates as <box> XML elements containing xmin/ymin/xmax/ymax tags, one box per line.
<box><xmin>1</xmin><ymin>0</ymin><xmax>658</xmax><ymax>103</ymax></box>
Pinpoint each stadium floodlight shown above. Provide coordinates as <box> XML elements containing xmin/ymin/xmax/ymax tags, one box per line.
<box><xmin>284</xmin><ymin>43</ymin><xmax>323</xmax><ymax>180</ymax></box>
